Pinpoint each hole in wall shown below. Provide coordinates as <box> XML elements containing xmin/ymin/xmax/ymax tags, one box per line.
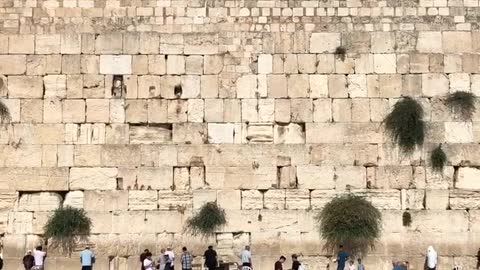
<box><xmin>111</xmin><ymin>75</ymin><xmax>126</xmax><ymax>98</ymax></box>
<box><xmin>174</xmin><ymin>84</ymin><xmax>183</xmax><ymax>97</ymax></box>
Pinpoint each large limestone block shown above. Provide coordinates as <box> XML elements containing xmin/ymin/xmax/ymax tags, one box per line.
<box><xmin>263</xmin><ymin>189</ymin><xmax>286</xmax><ymax>210</ymax></box>
<box><xmin>347</xmin><ymin>74</ymin><xmax>367</xmax><ymax>97</ymax></box>
<box><xmin>276</xmin><ymin>117</ymin><xmax>302</xmax><ymax>138</ymax></box>
<box><xmin>401</xmin><ymin>189</ymin><xmax>425</xmax><ymax>210</ymax></box>
<box><xmin>95</xmin><ymin>33</ymin><xmax>123</xmax><ymax>54</ymax></box>
<box><xmin>258</xmin><ymin>54</ymin><xmax>273</xmax><ymax>74</ymax></box>
<box><xmin>206</xmin><ymin>166</ymin><xmax>276</xmax><ymax>189</ymax></box>
<box><xmin>309</xmin><ymin>75</ymin><xmax>328</xmax><ymax>98</ymax></box>
<box><xmin>166</xmin><ymin>55</ymin><xmax>186</xmax><ymax>75</ymax></box>
<box><xmin>62</xmin><ymin>99</ymin><xmax>85</xmax><ymax>123</ymax></box>
<box><xmin>128</xmin><ymin>190</ymin><xmax>158</xmax><ymax>210</ymax></box>
<box><xmin>245</xmin><ymin>123</ymin><xmax>273</xmax><ymax>143</ymax></box>
<box><xmin>44</xmin><ymin>75</ymin><xmax>67</xmax><ymax>98</ymax></box>
<box><xmin>335</xmin><ymin>166</ymin><xmax>366</xmax><ymax>190</ymax></box>
<box><xmin>287</xmin><ymin>74</ymin><xmax>309</xmax><ymax>98</ymax></box>
<box><xmin>158</xmin><ymin>191</ymin><xmax>193</xmax><ymax>211</ymax></box>
<box><xmin>353</xmin><ymin>189</ymin><xmax>402</xmax><ymax>210</ymax></box>
<box><xmin>311</xmin><ymin>144</ymin><xmax>377</xmax><ymax>166</ymax></box>
<box><xmin>63</xmin><ymin>191</ymin><xmax>84</xmax><ymax>208</ymax></box>
<box><xmin>425</xmin><ymin>189</ymin><xmax>449</xmax><ymax>210</ymax></box>
<box><xmin>35</xmin><ymin>35</ymin><xmax>61</xmax><ymax>54</ymax></box>
<box><xmin>69</xmin><ymin>167</ymin><xmax>118</xmax><ymax>190</ymax></box>
<box><xmin>9</xmin><ymin>35</ymin><xmax>34</xmax><ymax>54</ymax></box>
<box><xmin>422</xmin><ymin>73</ymin><xmax>449</xmax><ymax>97</ymax></box>
<box><xmin>61</xmin><ymin>33</ymin><xmax>81</xmax><ymax>54</ymax></box>
<box><xmin>236</xmin><ymin>75</ymin><xmax>257</xmax><ymax>98</ymax></box>
<box><xmin>8</xmin><ymin>76</ymin><xmax>43</xmax><ymax>98</ymax></box>
<box><xmin>192</xmin><ymin>190</ymin><xmax>217</xmax><ymax>209</ymax></box>
<box><xmin>375</xmin><ymin>166</ymin><xmax>413</xmax><ymax>189</ymax></box>
<box><xmin>99</xmin><ymin>55</ymin><xmax>132</xmax><ymax>74</ymax></box>
<box><xmin>445</xmin><ymin>122</ymin><xmax>473</xmax><ymax>143</ymax></box>
<box><xmin>306</xmin><ymin>123</ymin><xmax>383</xmax><ymax>143</ymax></box>
<box><xmin>0</xmin><ymin>167</ymin><xmax>68</xmax><ymax>191</ymax></box>
<box><xmin>173</xmin><ymin>123</ymin><xmax>207</xmax><ymax>144</ymax></box>
<box><xmin>129</xmin><ymin>125</ymin><xmax>172</xmax><ymax>144</ymax></box>
<box><xmin>310</xmin><ymin>33</ymin><xmax>341</xmax><ymax>53</ymax></box>
<box><xmin>208</xmin><ymin>123</ymin><xmax>235</xmax><ymax>143</ymax></box>
<box><xmin>373</xmin><ymin>54</ymin><xmax>396</xmax><ymax>73</ymax></box>
<box><xmin>102</xmin><ymin>145</ymin><xmax>141</xmax><ymax>167</ymax></box>
<box><xmin>184</xmin><ymin>33</ymin><xmax>219</xmax><ymax>55</ymax></box>
<box><xmin>217</xmin><ymin>190</ymin><xmax>241</xmax><ymax>210</ymax></box>
<box><xmin>144</xmin><ymin>211</ymin><xmax>183</xmax><ymax>233</ymax></box>
<box><xmin>7</xmin><ymin>212</ymin><xmax>33</xmax><ymax>234</ymax></box>
<box><xmin>84</xmin><ymin>190</ymin><xmax>128</xmax><ymax>212</ymax></box>
<box><xmin>286</xmin><ymin>189</ymin><xmax>310</xmax><ymax>210</ymax></box>
<box><xmin>457</xmin><ymin>168</ymin><xmax>480</xmax><ymax>189</ymax></box>
<box><xmin>296</xmin><ymin>165</ymin><xmax>334</xmax><ymax>189</ymax></box>
<box><xmin>0</xmin><ymin>55</ymin><xmax>26</xmax><ymax>74</ymax></box>
<box><xmin>86</xmin><ymin>99</ymin><xmax>110</xmax><ymax>123</ymax></box>
<box><xmin>241</xmin><ymin>190</ymin><xmax>263</xmax><ymax>210</ymax></box>
<box><xmin>17</xmin><ymin>192</ymin><xmax>62</xmax><ymax>211</ymax></box>
<box><xmin>371</xmin><ymin>32</ymin><xmax>395</xmax><ymax>53</ymax></box>
<box><xmin>416</xmin><ymin>32</ymin><xmax>443</xmax><ymax>53</ymax></box>
<box><xmin>410</xmin><ymin>210</ymin><xmax>468</xmax><ymax>233</ymax></box>
<box><xmin>443</xmin><ymin>32</ymin><xmax>472</xmax><ymax>53</ymax></box>
<box><xmin>181</xmin><ymin>75</ymin><xmax>201</xmax><ymax>98</ymax></box>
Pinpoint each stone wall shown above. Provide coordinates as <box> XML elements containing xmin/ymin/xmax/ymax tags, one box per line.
<box><xmin>1</xmin><ymin>0</ymin><xmax>480</xmax><ymax>269</ymax></box>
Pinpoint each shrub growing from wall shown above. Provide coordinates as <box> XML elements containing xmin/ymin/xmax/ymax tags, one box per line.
<box><xmin>185</xmin><ymin>201</ymin><xmax>227</xmax><ymax>238</ymax></box>
<box><xmin>316</xmin><ymin>195</ymin><xmax>382</xmax><ymax>256</ymax></box>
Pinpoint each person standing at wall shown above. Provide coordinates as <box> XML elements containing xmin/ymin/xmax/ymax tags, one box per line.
<box><xmin>165</xmin><ymin>247</ymin><xmax>175</xmax><ymax>270</ymax></box>
<box><xmin>335</xmin><ymin>245</ymin><xmax>350</xmax><ymax>270</ymax></box>
<box><xmin>291</xmin><ymin>254</ymin><xmax>301</xmax><ymax>270</ymax></box>
<box><xmin>275</xmin><ymin>256</ymin><xmax>286</xmax><ymax>270</ymax></box>
<box><xmin>32</xmin><ymin>246</ymin><xmax>46</xmax><ymax>270</ymax></box>
<box><xmin>356</xmin><ymin>258</ymin><xmax>365</xmax><ymax>270</ymax></box>
<box><xmin>80</xmin><ymin>246</ymin><xmax>95</xmax><ymax>270</ymax></box>
<box><xmin>181</xmin><ymin>247</ymin><xmax>193</xmax><ymax>270</ymax></box>
<box><xmin>140</xmin><ymin>249</ymin><xmax>150</xmax><ymax>270</ymax></box>
<box><xmin>425</xmin><ymin>246</ymin><xmax>438</xmax><ymax>270</ymax></box>
<box><xmin>143</xmin><ymin>252</ymin><xmax>154</xmax><ymax>270</ymax></box>
<box><xmin>22</xmin><ymin>250</ymin><xmax>34</xmax><ymax>270</ymax></box>
<box><xmin>157</xmin><ymin>248</ymin><xmax>167</xmax><ymax>270</ymax></box>
<box><xmin>204</xmin><ymin>246</ymin><xmax>218</xmax><ymax>270</ymax></box>
<box><xmin>240</xmin><ymin>245</ymin><xmax>252</xmax><ymax>268</ymax></box>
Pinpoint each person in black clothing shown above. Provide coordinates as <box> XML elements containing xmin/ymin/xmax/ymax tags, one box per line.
<box><xmin>275</xmin><ymin>256</ymin><xmax>286</xmax><ymax>270</ymax></box>
<box><xmin>140</xmin><ymin>249</ymin><xmax>150</xmax><ymax>270</ymax></box>
<box><xmin>292</xmin><ymin>254</ymin><xmax>301</xmax><ymax>270</ymax></box>
<box><xmin>204</xmin><ymin>245</ymin><xmax>218</xmax><ymax>270</ymax></box>
<box><xmin>23</xmin><ymin>250</ymin><xmax>35</xmax><ymax>270</ymax></box>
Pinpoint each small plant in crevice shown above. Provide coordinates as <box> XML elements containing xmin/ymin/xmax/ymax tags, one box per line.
<box><xmin>334</xmin><ymin>46</ymin><xmax>347</xmax><ymax>61</ymax></box>
<box><xmin>185</xmin><ymin>201</ymin><xmax>227</xmax><ymax>238</ymax></box>
<box><xmin>402</xmin><ymin>211</ymin><xmax>412</xmax><ymax>227</ymax></box>
<box><xmin>44</xmin><ymin>206</ymin><xmax>92</xmax><ymax>256</ymax></box>
<box><xmin>384</xmin><ymin>97</ymin><xmax>425</xmax><ymax>154</ymax></box>
<box><xmin>430</xmin><ymin>144</ymin><xmax>447</xmax><ymax>173</ymax></box>
<box><xmin>446</xmin><ymin>91</ymin><xmax>476</xmax><ymax>121</ymax></box>
<box><xmin>315</xmin><ymin>195</ymin><xmax>382</xmax><ymax>256</ymax></box>
<box><xmin>0</xmin><ymin>99</ymin><xmax>11</xmax><ymax>124</ymax></box>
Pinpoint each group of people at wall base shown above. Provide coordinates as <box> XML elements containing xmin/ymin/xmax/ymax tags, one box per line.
<box><xmin>22</xmin><ymin>245</ymin><xmax>95</xmax><ymax>270</ymax></box>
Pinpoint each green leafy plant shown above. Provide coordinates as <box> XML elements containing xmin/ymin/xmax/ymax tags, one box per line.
<box><xmin>446</xmin><ymin>91</ymin><xmax>476</xmax><ymax>120</ymax></box>
<box><xmin>185</xmin><ymin>201</ymin><xmax>227</xmax><ymax>238</ymax></box>
<box><xmin>384</xmin><ymin>97</ymin><xmax>425</xmax><ymax>153</ymax></box>
<box><xmin>402</xmin><ymin>211</ymin><xmax>412</xmax><ymax>227</ymax></box>
<box><xmin>335</xmin><ymin>46</ymin><xmax>347</xmax><ymax>61</ymax></box>
<box><xmin>0</xmin><ymin>99</ymin><xmax>11</xmax><ymax>123</ymax></box>
<box><xmin>315</xmin><ymin>195</ymin><xmax>382</xmax><ymax>255</ymax></box>
<box><xmin>44</xmin><ymin>206</ymin><xmax>92</xmax><ymax>255</ymax></box>
<box><xmin>430</xmin><ymin>144</ymin><xmax>447</xmax><ymax>172</ymax></box>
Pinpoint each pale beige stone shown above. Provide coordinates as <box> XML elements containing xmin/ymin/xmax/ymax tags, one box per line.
<box><xmin>374</xmin><ymin>54</ymin><xmax>396</xmax><ymax>73</ymax></box>
<box><xmin>443</xmin><ymin>32</ymin><xmax>472</xmax><ymax>53</ymax></box>
<box><xmin>128</xmin><ymin>190</ymin><xmax>158</xmax><ymax>210</ymax></box>
<box><xmin>17</xmin><ymin>192</ymin><xmax>62</xmax><ymax>211</ymax></box>
<box><xmin>167</xmin><ymin>55</ymin><xmax>186</xmax><ymax>75</ymax></box>
<box><xmin>371</xmin><ymin>32</ymin><xmax>395</xmax><ymax>53</ymax></box>
<box><xmin>241</xmin><ymin>190</ymin><xmax>263</xmax><ymax>210</ymax></box>
<box><xmin>84</xmin><ymin>190</ymin><xmax>128</xmax><ymax>212</ymax></box>
<box><xmin>422</xmin><ymin>73</ymin><xmax>449</xmax><ymax>96</ymax></box>
<box><xmin>287</xmin><ymin>74</ymin><xmax>309</xmax><ymax>98</ymax></box>
<box><xmin>86</xmin><ymin>99</ymin><xmax>110</xmax><ymax>123</ymax></box>
<box><xmin>417</xmin><ymin>31</ymin><xmax>443</xmax><ymax>53</ymax></box>
<box><xmin>129</xmin><ymin>125</ymin><xmax>172</xmax><ymax>144</ymax></box>
<box><xmin>100</xmin><ymin>55</ymin><xmax>132</xmax><ymax>74</ymax></box>
<box><xmin>258</xmin><ymin>54</ymin><xmax>273</xmax><ymax>74</ymax></box>
<box><xmin>35</xmin><ymin>35</ymin><xmax>61</xmax><ymax>54</ymax></box>
<box><xmin>8</xmin><ymin>76</ymin><xmax>43</xmax><ymax>98</ymax></box>
<box><xmin>44</xmin><ymin>75</ymin><xmax>67</xmax><ymax>98</ymax></box>
<box><xmin>310</xmin><ymin>33</ymin><xmax>341</xmax><ymax>53</ymax></box>
<box><xmin>158</xmin><ymin>191</ymin><xmax>193</xmax><ymax>210</ymax></box>
<box><xmin>63</xmin><ymin>191</ymin><xmax>84</xmax><ymax>208</ymax></box>
<box><xmin>9</xmin><ymin>35</ymin><xmax>34</xmax><ymax>54</ymax></box>
<box><xmin>70</xmin><ymin>167</ymin><xmax>118</xmax><ymax>190</ymax></box>
<box><xmin>313</xmin><ymin>99</ymin><xmax>332</xmax><ymax>122</ymax></box>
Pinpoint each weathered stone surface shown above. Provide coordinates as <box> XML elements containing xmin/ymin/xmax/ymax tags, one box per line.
<box><xmin>17</xmin><ymin>192</ymin><xmax>62</xmax><ymax>211</ymax></box>
<box><xmin>128</xmin><ymin>190</ymin><xmax>158</xmax><ymax>210</ymax></box>
<box><xmin>70</xmin><ymin>167</ymin><xmax>118</xmax><ymax>190</ymax></box>
<box><xmin>158</xmin><ymin>191</ymin><xmax>192</xmax><ymax>210</ymax></box>
<box><xmin>241</xmin><ymin>190</ymin><xmax>263</xmax><ymax>210</ymax></box>
<box><xmin>457</xmin><ymin>167</ymin><xmax>480</xmax><ymax>189</ymax></box>
<box><xmin>129</xmin><ymin>125</ymin><xmax>172</xmax><ymax>144</ymax></box>
<box><xmin>296</xmin><ymin>165</ymin><xmax>334</xmax><ymax>189</ymax></box>
<box><xmin>99</xmin><ymin>55</ymin><xmax>132</xmax><ymax>74</ymax></box>
<box><xmin>63</xmin><ymin>191</ymin><xmax>84</xmax><ymax>208</ymax></box>
<box><xmin>84</xmin><ymin>190</ymin><xmax>128</xmax><ymax>212</ymax></box>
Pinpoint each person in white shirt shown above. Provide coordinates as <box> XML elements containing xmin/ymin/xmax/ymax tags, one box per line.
<box><xmin>32</xmin><ymin>246</ymin><xmax>46</xmax><ymax>270</ymax></box>
<box><xmin>165</xmin><ymin>247</ymin><xmax>175</xmax><ymax>270</ymax></box>
<box><xmin>240</xmin><ymin>246</ymin><xmax>252</xmax><ymax>268</ymax></box>
<box><xmin>143</xmin><ymin>252</ymin><xmax>154</xmax><ymax>270</ymax></box>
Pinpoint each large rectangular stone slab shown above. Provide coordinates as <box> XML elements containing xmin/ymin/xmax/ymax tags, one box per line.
<box><xmin>69</xmin><ymin>167</ymin><xmax>118</xmax><ymax>190</ymax></box>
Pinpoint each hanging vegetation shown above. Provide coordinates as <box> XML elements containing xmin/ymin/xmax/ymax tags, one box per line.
<box><xmin>446</xmin><ymin>91</ymin><xmax>476</xmax><ymax>121</ymax></box>
<box><xmin>315</xmin><ymin>195</ymin><xmax>382</xmax><ymax>255</ymax></box>
<box><xmin>430</xmin><ymin>144</ymin><xmax>447</xmax><ymax>172</ymax></box>
<box><xmin>334</xmin><ymin>46</ymin><xmax>347</xmax><ymax>61</ymax></box>
<box><xmin>0</xmin><ymin>99</ymin><xmax>11</xmax><ymax>123</ymax></box>
<box><xmin>185</xmin><ymin>201</ymin><xmax>227</xmax><ymax>238</ymax></box>
<box><xmin>44</xmin><ymin>206</ymin><xmax>92</xmax><ymax>255</ymax></box>
<box><xmin>384</xmin><ymin>97</ymin><xmax>425</xmax><ymax>154</ymax></box>
<box><xmin>402</xmin><ymin>211</ymin><xmax>412</xmax><ymax>227</ymax></box>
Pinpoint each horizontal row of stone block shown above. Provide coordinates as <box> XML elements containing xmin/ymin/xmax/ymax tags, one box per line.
<box><xmin>0</xmin><ymin>121</ymin><xmax>476</xmax><ymax>145</ymax></box>
<box><xmin>6</xmin><ymin>208</ymin><xmax>478</xmax><ymax>235</ymax></box>
<box><xmin>1</xmin><ymin>97</ymin><xmax>480</xmax><ymax>125</ymax></box>
<box><xmin>1</xmin><ymin>143</ymin><xmax>480</xmax><ymax>167</ymax></box>
<box><xmin>0</xmin><ymin>31</ymin><xmax>477</xmax><ymax>56</ymax></box>
<box><xmin>1</xmin><ymin>74</ymin><xmax>478</xmax><ymax>101</ymax></box>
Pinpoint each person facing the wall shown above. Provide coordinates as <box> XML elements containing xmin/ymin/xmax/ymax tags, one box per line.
<box><xmin>204</xmin><ymin>245</ymin><xmax>217</xmax><ymax>270</ymax></box>
<box><xmin>22</xmin><ymin>250</ymin><xmax>34</xmax><ymax>270</ymax></box>
<box><xmin>275</xmin><ymin>256</ymin><xmax>286</xmax><ymax>270</ymax></box>
<box><xmin>240</xmin><ymin>245</ymin><xmax>252</xmax><ymax>268</ymax></box>
<box><xmin>181</xmin><ymin>246</ymin><xmax>193</xmax><ymax>270</ymax></box>
<box><xmin>143</xmin><ymin>252</ymin><xmax>154</xmax><ymax>270</ymax></box>
<box><xmin>32</xmin><ymin>246</ymin><xmax>46</xmax><ymax>270</ymax></box>
<box><xmin>80</xmin><ymin>246</ymin><xmax>95</xmax><ymax>270</ymax></box>
<box><xmin>425</xmin><ymin>246</ymin><xmax>438</xmax><ymax>270</ymax></box>
<box><xmin>140</xmin><ymin>249</ymin><xmax>150</xmax><ymax>270</ymax></box>
<box><xmin>336</xmin><ymin>245</ymin><xmax>350</xmax><ymax>270</ymax></box>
